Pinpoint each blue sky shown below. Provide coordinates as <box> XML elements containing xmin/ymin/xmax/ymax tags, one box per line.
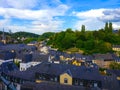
<box><xmin>0</xmin><ymin>0</ymin><xmax>120</xmax><ymax>34</ymax></box>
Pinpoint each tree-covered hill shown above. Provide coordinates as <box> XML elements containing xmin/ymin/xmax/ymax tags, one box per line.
<box><xmin>37</xmin><ymin>32</ymin><xmax>55</xmax><ymax>41</ymax></box>
<box><xmin>47</xmin><ymin>22</ymin><xmax>120</xmax><ymax>54</ymax></box>
<box><xmin>0</xmin><ymin>31</ymin><xmax>55</xmax><ymax>44</ymax></box>
<box><xmin>12</xmin><ymin>31</ymin><xmax>40</xmax><ymax>38</ymax></box>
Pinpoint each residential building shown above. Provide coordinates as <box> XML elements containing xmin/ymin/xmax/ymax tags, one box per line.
<box><xmin>112</xmin><ymin>45</ymin><xmax>120</xmax><ymax>52</ymax></box>
<box><xmin>2</xmin><ymin>62</ymin><xmax>119</xmax><ymax>90</ymax></box>
<box><xmin>1</xmin><ymin>29</ymin><xmax>6</xmax><ymax>44</ymax></box>
<box><xmin>27</xmin><ymin>41</ymin><xmax>37</xmax><ymax>46</ymax></box>
<box><xmin>21</xmin><ymin>81</ymin><xmax>101</xmax><ymax>90</ymax></box>
<box><xmin>92</xmin><ymin>53</ymin><xmax>115</xmax><ymax>68</ymax></box>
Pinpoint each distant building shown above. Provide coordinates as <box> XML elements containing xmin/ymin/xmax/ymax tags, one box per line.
<box><xmin>20</xmin><ymin>53</ymin><xmax>41</xmax><ymax>71</ymax></box>
<box><xmin>112</xmin><ymin>45</ymin><xmax>120</xmax><ymax>52</ymax></box>
<box><xmin>1</xmin><ymin>29</ymin><xmax>6</xmax><ymax>44</ymax></box>
<box><xmin>92</xmin><ymin>53</ymin><xmax>115</xmax><ymax>68</ymax></box>
<box><xmin>40</xmin><ymin>46</ymin><xmax>49</xmax><ymax>54</ymax></box>
<box><xmin>27</xmin><ymin>41</ymin><xmax>37</xmax><ymax>46</ymax></box>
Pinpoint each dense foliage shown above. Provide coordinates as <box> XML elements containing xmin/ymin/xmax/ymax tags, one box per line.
<box><xmin>0</xmin><ymin>31</ymin><xmax>55</xmax><ymax>44</ymax></box>
<box><xmin>0</xmin><ymin>31</ymin><xmax>39</xmax><ymax>44</ymax></box>
<box><xmin>38</xmin><ymin>32</ymin><xmax>55</xmax><ymax>41</ymax></box>
<box><xmin>47</xmin><ymin>22</ymin><xmax>120</xmax><ymax>54</ymax></box>
<box><xmin>109</xmin><ymin>62</ymin><xmax>120</xmax><ymax>70</ymax></box>
<box><xmin>12</xmin><ymin>31</ymin><xmax>39</xmax><ymax>38</ymax></box>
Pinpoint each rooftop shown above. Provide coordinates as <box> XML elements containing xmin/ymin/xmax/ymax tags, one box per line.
<box><xmin>7</xmin><ymin>62</ymin><xmax>102</xmax><ymax>81</ymax></box>
<box><xmin>21</xmin><ymin>81</ymin><xmax>101</xmax><ymax>90</ymax></box>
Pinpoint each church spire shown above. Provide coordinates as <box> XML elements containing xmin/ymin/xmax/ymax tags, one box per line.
<box><xmin>2</xmin><ymin>28</ymin><xmax>6</xmax><ymax>44</ymax></box>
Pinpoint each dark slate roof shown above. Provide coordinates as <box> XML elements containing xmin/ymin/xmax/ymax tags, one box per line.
<box><xmin>83</xmin><ymin>55</ymin><xmax>93</xmax><ymax>61</ymax></box>
<box><xmin>0</xmin><ymin>44</ymin><xmax>37</xmax><ymax>52</ymax></box>
<box><xmin>21</xmin><ymin>81</ymin><xmax>101</xmax><ymax>90</ymax></box>
<box><xmin>101</xmin><ymin>72</ymin><xmax>120</xmax><ymax>90</ymax></box>
<box><xmin>71</xmin><ymin>53</ymin><xmax>83</xmax><ymax>58</ymax></box>
<box><xmin>28</xmin><ymin>41</ymin><xmax>37</xmax><ymax>45</ymax></box>
<box><xmin>0</xmin><ymin>61</ymin><xmax>19</xmax><ymax>73</ymax></box>
<box><xmin>32</xmin><ymin>51</ymin><xmax>49</xmax><ymax>62</ymax></box>
<box><xmin>93</xmin><ymin>53</ymin><xmax>115</xmax><ymax>60</ymax></box>
<box><xmin>113</xmin><ymin>45</ymin><xmax>120</xmax><ymax>48</ymax></box>
<box><xmin>107</xmin><ymin>70</ymin><xmax>120</xmax><ymax>76</ymax></box>
<box><xmin>63</xmin><ymin>69</ymin><xmax>72</xmax><ymax>77</ymax></box>
<box><xmin>13</xmin><ymin>50</ymin><xmax>48</xmax><ymax>63</ymax></box>
<box><xmin>62</xmin><ymin>52</ymin><xmax>71</xmax><ymax>58</ymax></box>
<box><xmin>51</xmin><ymin>54</ymin><xmax>60</xmax><ymax>61</ymax></box>
<box><xmin>7</xmin><ymin>62</ymin><xmax>102</xmax><ymax>81</ymax></box>
<box><xmin>0</xmin><ymin>51</ymin><xmax>16</xmax><ymax>60</ymax></box>
<box><xmin>49</xmin><ymin>50</ymin><xmax>63</xmax><ymax>56</ymax></box>
<box><xmin>22</xmin><ymin>53</ymin><xmax>33</xmax><ymax>63</ymax></box>
<box><xmin>112</xmin><ymin>54</ymin><xmax>120</xmax><ymax>62</ymax></box>
<box><xmin>0</xmin><ymin>42</ymin><xmax>4</xmax><ymax>46</ymax></box>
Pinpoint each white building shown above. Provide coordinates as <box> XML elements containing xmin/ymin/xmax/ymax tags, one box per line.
<box><xmin>20</xmin><ymin>61</ymin><xmax>41</xmax><ymax>71</ymax></box>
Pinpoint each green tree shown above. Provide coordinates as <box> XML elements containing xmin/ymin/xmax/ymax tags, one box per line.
<box><xmin>109</xmin><ymin>22</ymin><xmax>113</xmax><ymax>33</ymax></box>
<box><xmin>61</xmin><ymin>31</ymin><xmax>76</xmax><ymax>49</ymax></box>
<box><xmin>118</xmin><ymin>29</ymin><xmax>120</xmax><ymax>36</ymax></box>
<box><xmin>76</xmin><ymin>40</ymin><xmax>84</xmax><ymax>48</ymax></box>
<box><xmin>81</xmin><ymin>25</ymin><xmax>85</xmax><ymax>33</ymax></box>
<box><xmin>109</xmin><ymin>62</ymin><xmax>120</xmax><ymax>70</ymax></box>
<box><xmin>84</xmin><ymin>40</ymin><xmax>95</xmax><ymax>50</ymax></box>
<box><xmin>104</xmin><ymin>22</ymin><xmax>109</xmax><ymax>33</ymax></box>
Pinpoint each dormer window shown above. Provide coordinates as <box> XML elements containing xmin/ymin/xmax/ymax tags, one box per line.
<box><xmin>64</xmin><ymin>78</ymin><xmax>68</xmax><ymax>84</ymax></box>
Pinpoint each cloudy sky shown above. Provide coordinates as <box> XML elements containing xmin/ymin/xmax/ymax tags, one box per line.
<box><xmin>0</xmin><ymin>0</ymin><xmax>120</xmax><ymax>34</ymax></box>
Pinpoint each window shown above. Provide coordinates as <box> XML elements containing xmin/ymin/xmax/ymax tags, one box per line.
<box><xmin>64</xmin><ymin>78</ymin><xmax>68</xmax><ymax>83</ymax></box>
<box><xmin>75</xmin><ymin>80</ymin><xmax>78</xmax><ymax>85</ymax></box>
<box><xmin>39</xmin><ymin>75</ymin><xmax>42</xmax><ymax>79</ymax></box>
<box><xmin>55</xmin><ymin>77</ymin><xmax>57</xmax><ymax>82</ymax></box>
<box><xmin>50</xmin><ymin>78</ymin><xmax>53</xmax><ymax>81</ymax></box>
<box><xmin>94</xmin><ymin>83</ymin><xmax>98</xmax><ymax>87</ymax></box>
<box><xmin>80</xmin><ymin>82</ymin><xmax>83</xmax><ymax>86</ymax></box>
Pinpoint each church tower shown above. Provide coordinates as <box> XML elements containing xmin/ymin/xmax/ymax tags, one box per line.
<box><xmin>2</xmin><ymin>28</ymin><xmax>6</xmax><ymax>44</ymax></box>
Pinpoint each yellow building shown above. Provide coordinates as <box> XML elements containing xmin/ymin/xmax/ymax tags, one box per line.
<box><xmin>60</xmin><ymin>70</ymin><xmax>72</xmax><ymax>85</ymax></box>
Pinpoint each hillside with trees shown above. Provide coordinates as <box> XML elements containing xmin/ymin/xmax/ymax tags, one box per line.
<box><xmin>0</xmin><ymin>31</ymin><xmax>55</xmax><ymax>44</ymax></box>
<box><xmin>47</xmin><ymin>22</ymin><xmax>120</xmax><ymax>54</ymax></box>
<box><xmin>12</xmin><ymin>31</ymin><xmax>39</xmax><ymax>38</ymax></box>
<box><xmin>0</xmin><ymin>31</ymin><xmax>40</xmax><ymax>44</ymax></box>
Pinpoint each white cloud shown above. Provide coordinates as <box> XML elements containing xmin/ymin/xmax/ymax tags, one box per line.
<box><xmin>3</xmin><ymin>19</ymin><xmax>63</xmax><ymax>34</ymax></box>
<box><xmin>0</xmin><ymin>19</ymin><xmax>10</xmax><ymax>26</ymax></box>
<box><xmin>0</xmin><ymin>4</ymin><xmax>69</xmax><ymax>20</ymax></box>
<box><xmin>73</xmin><ymin>9</ymin><xmax>105</xmax><ymax>19</ymax></box>
<box><xmin>29</xmin><ymin>20</ymin><xmax>64</xmax><ymax>34</ymax></box>
<box><xmin>113</xmin><ymin>23</ymin><xmax>120</xmax><ymax>29</ymax></box>
<box><xmin>75</xmin><ymin>18</ymin><xmax>105</xmax><ymax>30</ymax></box>
<box><xmin>0</xmin><ymin>4</ymin><xmax>69</xmax><ymax>34</ymax></box>
<box><xmin>0</xmin><ymin>0</ymin><xmax>63</xmax><ymax>10</ymax></box>
<box><xmin>73</xmin><ymin>8</ymin><xmax>120</xmax><ymax>30</ymax></box>
<box><xmin>98</xmin><ymin>8</ymin><xmax>120</xmax><ymax>22</ymax></box>
<box><xmin>0</xmin><ymin>0</ymin><xmax>38</xmax><ymax>9</ymax></box>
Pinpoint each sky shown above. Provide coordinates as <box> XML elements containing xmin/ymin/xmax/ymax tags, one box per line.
<box><xmin>0</xmin><ymin>0</ymin><xmax>120</xmax><ymax>34</ymax></box>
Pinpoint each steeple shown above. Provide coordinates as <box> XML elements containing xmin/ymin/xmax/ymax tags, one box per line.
<box><xmin>2</xmin><ymin>28</ymin><xmax>6</xmax><ymax>44</ymax></box>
